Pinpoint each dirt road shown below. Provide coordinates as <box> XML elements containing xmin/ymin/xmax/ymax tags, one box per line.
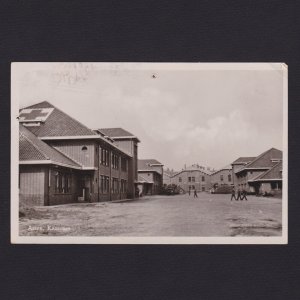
<box><xmin>19</xmin><ymin>193</ymin><xmax>282</xmax><ymax>237</ymax></box>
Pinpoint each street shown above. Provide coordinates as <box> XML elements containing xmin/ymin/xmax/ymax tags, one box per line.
<box><xmin>19</xmin><ymin>193</ymin><xmax>282</xmax><ymax>237</ymax></box>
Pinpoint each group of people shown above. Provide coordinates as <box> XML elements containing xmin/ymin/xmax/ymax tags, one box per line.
<box><xmin>188</xmin><ymin>187</ymin><xmax>248</xmax><ymax>200</ymax></box>
<box><xmin>231</xmin><ymin>187</ymin><xmax>248</xmax><ymax>201</ymax></box>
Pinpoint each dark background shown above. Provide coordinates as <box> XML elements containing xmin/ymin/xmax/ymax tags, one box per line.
<box><xmin>0</xmin><ymin>1</ymin><xmax>299</xmax><ymax>299</ymax></box>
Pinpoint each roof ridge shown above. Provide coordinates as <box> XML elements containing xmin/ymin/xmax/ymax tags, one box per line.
<box><xmin>20</xmin><ymin>131</ymin><xmax>49</xmax><ymax>160</ymax></box>
<box><xmin>20</xmin><ymin>100</ymin><xmax>54</xmax><ymax>110</ymax></box>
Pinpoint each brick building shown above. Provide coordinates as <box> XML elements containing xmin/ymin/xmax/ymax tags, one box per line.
<box><xmin>210</xmin><ymin>165</ymin><xmax>233</xmax><ymax>189</ymax></box>
<box><xmin>18</xmin><ymin>101</ymin><xmax>139</xmax><ymax>206</ymax></box>
<box><xmin>232</xmin><ymin>148</ymin><xmax>282</xmax><ymax>195</ymax></box>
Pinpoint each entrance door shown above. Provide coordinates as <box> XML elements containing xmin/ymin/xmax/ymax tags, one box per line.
<box><xmin>78</xmin><ymin>175</ymin><xmax>91</xmax><ymax>202</ymax></box>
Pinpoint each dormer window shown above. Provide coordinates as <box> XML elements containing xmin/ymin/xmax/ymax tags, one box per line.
<box><xmin>82</xmin><ymin>146</ymin><xmax>88</xmax><ymax>151</ymax></box>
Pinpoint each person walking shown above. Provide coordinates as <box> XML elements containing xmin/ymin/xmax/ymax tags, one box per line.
<box><xmin>231</xmin><ymin>187</ymin><xmax>237</xmax><ymax>201</ymax></box>
<box><xmin>236</xmin><ymin>189</ymin><xmax>242</xmax><ymax>201</ymax></box>
<box><xmin>194</xmin><ymin>189</ymin><xmax>198</xmax><ymax>198</ymax></box>
<box><xmin>241</xmin><ymin>189</ymin><xmax>248</xmax><ymax>201</ymax></box>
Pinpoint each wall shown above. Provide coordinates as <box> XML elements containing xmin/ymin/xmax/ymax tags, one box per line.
<box><xmin>49</xmin><ymin>140</ymin><xmax>96</xmax><ymax>168</ymax></box>
<box><xmin>97</xmin><ymin>142</ymin><xmax>131</xmax><ymax>201</ymax></box>
<box><xmin>211</xmin><ymin>169</ymin><xmax>233</xmax><ymax>187</ymax></box>
<box><xmin>47</xmin><ymin>166</ymin><xmax>79</xmax><ymax>205</ymax></box>
<box><xmin>19</xmin><ymin>165</ymin><xmax>46</xmax><ymax>206</ymax></box>
<box><xmin>139</xmin><ymin>172</ymin><xmax>154</xmax><ymax>183</ymax></box>
<box><xmin>149</xmin><ymin>165</ymin><xmax>163</xmax><ymax>175</ymax></box>
<box><xmin>113</xmin><ymin>140</ymin><xmax>133</xmax><ymax>156</ymax></box>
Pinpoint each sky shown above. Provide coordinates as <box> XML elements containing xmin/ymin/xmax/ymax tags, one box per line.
<box><xmin>12</xmin><ymin>63</ymin><xmax>284</xmax><ymax>170</ymax></box>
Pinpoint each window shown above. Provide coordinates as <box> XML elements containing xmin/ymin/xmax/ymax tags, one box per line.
<box><xmin>112</xmin><ymin>178</ymin><xmax>119</xmax><ymax>194</ymax></box>
<box><xmin>202</xmin><ymin>176</ymin><xmax>205</xmax><ymax>182</ymax></box>
<box><xmin>112</xmin><ymin>153</ymin><xmax>119</xmax><ymax>169</ymax></box>
<box><xmin>179</xmin><ymin>177</ymin><xmax>182</xmax><ymax>182</ymax></box>
<box><xmin>228</xmin><ymin>174</ymin><xmax>232</xmax><ymax>182</ymax></box>
<box><xmin>192</xmin><ymin>177</ymin><xmax>195</xmax><ymax>182</ymax></box>
<box><xmin>220</xmin><ymin>175</ymin><xmax>224</xmax><ymax>181</ymax></box>
<box><xmin>202</xmin><ymin>186</ymin><xmax>205</xmax><ymax>191</ymax></box>
<box><xmin>81</xmin><ymin>146</ymin><xmax>87</xmax><ymax>151</ymax></box>
<box><xmin>121</xmin><ymin>179</ymin><xmax>127</xmax><ymax>193</ymax></box>
<box><xmin>188</xmin><ymin>177</ymin><xmax>191</xmax><ymax>182</ymax></box>
<box><xmin>55</xmin><ymin>172</ymin><xmax>71</xmax><ymax>194</ymax></box>
<box><xmin>100</xmin><ymin>148</ymin><xmax>110</xmax><ymax>166</ymax></box>
<box><xmin>100</xmin><ymin>175</ymin><xmax>110</xmax><ymax>193</ymax></box>
<box><xmin>121</xmin><ymin>157</ymin><xmax>127</xmax><ymax>172</ymax></box>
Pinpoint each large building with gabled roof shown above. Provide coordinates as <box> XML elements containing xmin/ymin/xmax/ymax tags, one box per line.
<box><xmin>210</xmin><ymin>165</ymin><xmax>233</xmax><ymax>189</ymax></box>
<box><xmin>232</xmin><ymin>148</ymin><xmax>283</xmax><ymax>195</ymax></box>
<box><xmin>18</xmin><ymin>101</ymin><xmax>140</xmax><ymax>206</ymax></box>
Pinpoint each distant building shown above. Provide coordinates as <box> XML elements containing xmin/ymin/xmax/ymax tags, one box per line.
<box><xmin>171</xmin><ymin>165</ymin><xmax>212</xmax><ymax>192</ymax></box>
<box><xmin>232</xmin><ymin>148</ymin><xmax>282</xmax><ymax>195</ymax></box>
<box><xmin>137</xmin><ymin>159</ymin><xmax>164</xmax><ymax>195</ymax></box>
<box><xmin>19</xmin><ymin>101</ymin><xmax>140</xmax><ymax>206</ymax></box>
<box><xmin>163</xmin><ymin>172</ymin><xmax>172</xmax><ymax>185</ymax></box>
<box><xmin>211</xmin><ymin>165</ymin><xmax>233</xmax><ymax>189</ymax></box>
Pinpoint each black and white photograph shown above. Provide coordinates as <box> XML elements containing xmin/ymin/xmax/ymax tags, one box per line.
<box><xmin>11</xmin><ymin>62</ymin><xmax>287</xmax><ymax>244</ymax></box>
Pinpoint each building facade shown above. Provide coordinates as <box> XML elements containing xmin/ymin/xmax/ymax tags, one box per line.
<box><xmin>171</xmin><ymin>166</ymin><xmax>212</xmax><ymax>192</ymax></box>
<box><xmin>137</xmin><ymin>159</ymin><xmax>164</xmax><ymax>195</ymax></box>
<box><xmin>19</xmin><ymin>101</ymin><xmax>139</xmax><ymax>206</ymax></box>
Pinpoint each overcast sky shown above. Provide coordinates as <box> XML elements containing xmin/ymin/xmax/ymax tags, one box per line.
<box><xmin>13</xmin><ymin>63</ymin><xmax>284</xmax><ymax>170</ymax></box>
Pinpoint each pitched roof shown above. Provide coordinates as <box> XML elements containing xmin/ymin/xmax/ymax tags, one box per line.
<box><xmin>235</xmin><ymin>148</ymin><xmax>282</xmax><ymax>174</ymax></box>
<box><xmin>138</xmin><ymin>159</ymin><xmax>164</xmax><ymax>171</ymax></box>
<box><xmin>232</xmin><ymin>157</ymin><xmax>256</xmax><ymax>164</ymax></box>
<box><xmin>211</xmin><ymin>164</ymin><xmax>232</xmax><ymax>175</ymax></box>
<box><xmin>249</xmin><ymin>161</ymin><xmax>282</xmax><ymax>181</ymax></box>
<box><xmin>20</xmin><ymin>101</ymin><xmax>97</xmax><ymax>138</ymax></box>
<box><xmin>19</xmin><ymin>124</ymin><xmax>81</xmax><ymax>169</ymax></box>
<box><xmin>240</xmin><ymin>148</ymin><xmax>281</xmax><ymax>170</ymax></box>
<box><xmin>98</xmin><ymin>128</ymin><xmax>140</xmax><ymax>141</ymax></box>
